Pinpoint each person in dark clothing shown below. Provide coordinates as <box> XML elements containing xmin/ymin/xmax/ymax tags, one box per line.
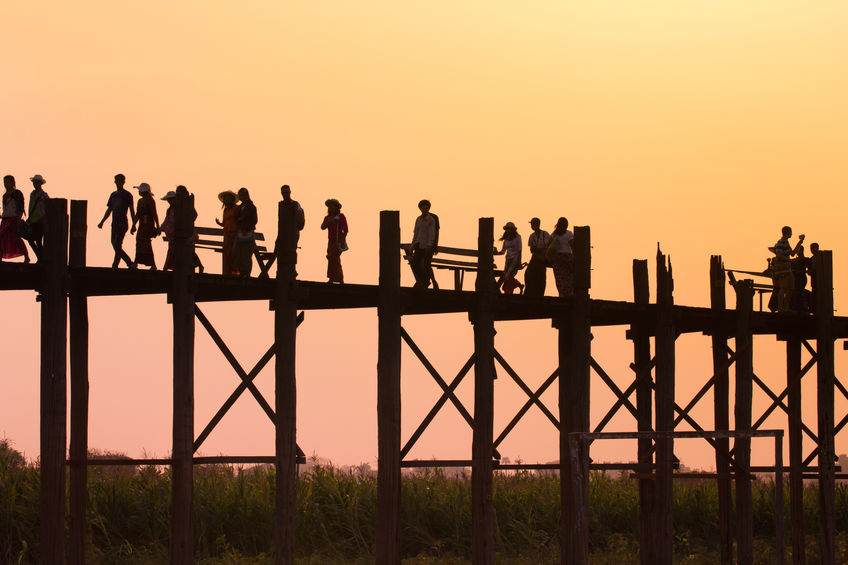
<box><xmin>525</xmin><ymin>217</ymin><xmax>551</xmax><ymax>297</ymax></box>
<box><xmin>131</xmin><ymin>182</ymin><xmax>159</xmax><ymax>269</ymax></box>
<box><xmin>175</xmin><ymin>185</ymin><xmax>204</xmax><ymax>273</ymax></box>
<box><xmin>234</xmin><ymin>187</ymin><xmax>258</xmax><ymax>277</ymax></box>
<box><xmin>411</xmin><ymin>199</ymin><xmax>437</xmax><ymax>289</ymax></box>
<box><xmin>790</xmin><ymin>245</ymin><xmax>811</xmax><ymax>313</ymax></box>
<box><xmin>97</xmin><ymin>173</ymin><xmax>136</xmax><ymax>269</ymax></box>
<box><xmin>26</xmin><ymin>174</ymin><xmax>49</xmax><ymax>261</ymax></box>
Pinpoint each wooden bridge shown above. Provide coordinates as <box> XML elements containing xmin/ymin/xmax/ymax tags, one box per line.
<box><xmin>1</xmin><ymin>195</ymin><xmax>845</xmax><ymax>565</ymax></box>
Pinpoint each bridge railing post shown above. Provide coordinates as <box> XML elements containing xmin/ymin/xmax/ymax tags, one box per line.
<box><xmin>815</xmin><ymin>250</ymin><xmax>836</xmax><ymax>565</ymax></box>
<box><xmin>734</xmin><ymin>279</ymin><xmax>754</xmax><ymax>565</ymax></box>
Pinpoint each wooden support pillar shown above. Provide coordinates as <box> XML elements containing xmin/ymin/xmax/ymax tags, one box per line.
<box><xmin>376</xmin><ymin>211</ymin><xmax>402</xmax><ymax>565</ymax></box>
<box><xmin>734</xmin><ymin>279</ymin><xmax>754</xmax><ymax>565</ymax></box>
<box><xmin>275</xmin><ymin>199</ymin><xmax>299</xmax><ymax>565</ymax></box>
<box><xmin>815</xmin><ymin>250</ymin><xmax>835</xmax><ymax>565</ymax></box>
<box><xmin>786</xmin><ymin>337</ymin><xmax>803</xmax><ymax>565</ymax></box>
<box><xmin>40</xmin><ymin>198</ymin><xmax>69</xmax><ymax>565</ymax></box>
<box><xmin>171</xmin><ymin>192</ymin><xmax>196</xmax><ymax>565</ymax></box>
<box><xmin>560</xmin><ymin>226</ymin><xmax>591</xmax><ymax>565</ymax></box>
<box><xmin>710</xmin><ymin>255</ymin><xmax>732</xmax><ymax>565</ymax></box>
<box><xmin>654</xmin><ymin>249</ymin><xmax>675</xmax><ymax>565</ymax></box>
<box><xmin>69</xmin><ymin>200</ymin><xmax>89</xmax><ymax>565</ymax></box>
<box><xmin>632</xmin><ymin>259</ymin><xmax>655</xmax><ymax>565</ymax></box>
<box><xmin>472</xmin><ymin>217</ymin><xmax>496</xmax><ymax>565</ymax></box>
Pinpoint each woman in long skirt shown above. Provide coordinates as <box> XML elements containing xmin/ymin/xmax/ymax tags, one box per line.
<box><xmin>548</xmin><ymin>217</ymin><xmax>574</xmax><ymax>297</ymax></box>
<box><xmin>216</xmin><ymin>190</ymin><xmax>238</xmax><ymax>275</ymax></box>
<box><xmin>0</xmin><ymin>175</ymin><xmax>30</xmax><ymax>262</ymax></box>
<box><xmin>320</xmin><ymin>198</ymin><xmax>348</xmax><ymax>283</ymax></box>
<box><xmin>132</xmin><ymin>183</ymin><xmax>159</xmax><ymax>269</ymax></box>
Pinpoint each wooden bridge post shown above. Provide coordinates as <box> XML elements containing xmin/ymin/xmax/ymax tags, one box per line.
<box><xmin>472</xmin><ymin>217</ymin><xmax>496</xmax><ymax>565</ymax></box>
<box><xmin>815</xmin><ymin>250</ymin><xmax>835</xmax><ymax>565</ymax></box>
<box><xmin>171</xmin><ymin>192</ymin><xmax>196</xmax><ymax>565</ymax></box>
<box><xmin>631</xmin><ymin>259</ymin><xmax>655</xmax><ymax>565</ymax></box>
<box><xmin>786</xmin><ymin>336</ymin><xmax>804</xmax><ymax>565</ymax></box>
<box><xmin>40</xmin><ymin>198</ymin><xmax>69</xmax><ymax>565</ymax></box>
<box><xmin>376</xmin><ymin>210</ymin><xmax>402</xmax><ymax>565</ymax></box>
<box><xmin>734</xmin><ymin>279</ymin><xmax>754</xmax><ymax>565</ymax></box>
<box><xmin>275</xmin><ymin>200</ymin><xmax>300</xmax><ymax>565</ymax></box>
<box><xmin>654</xmin><ymin>249</ymin><xmax>675</xmax><ymax>565</ymax></box>
<box><xmin>560</xmin><ymin>226</ymin><xmax>591</xmax><ymax>565</ymax></box>
<box><xmin>69</xmin><ymin>200</ymin><xmax>89</xmax><ymax>565</ymax></box>
<box><xmin>710</xmin><ymin>255</ymin><xmax>733</xmax><ymax>565</ymax></box>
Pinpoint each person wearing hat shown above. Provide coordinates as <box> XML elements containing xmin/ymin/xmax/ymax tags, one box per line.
<box><xmin>98</xmin><ymin>173</ymin><xmax>136</xmax><ymax>269</ymax></box>
<box><xmin>234</xmin><ymin>187</ymin><xmax>258</xmax><ymax>277</ymax></box>
<box><xmin>525</xmin><ymin>217</ymin><xmax>551</xmax><ymax>297</ymax></box>
<box><xmin>547</xmin><ymin>217</ymin><xmax>574</xmax><ymax>297</ymax></box>
<box><xmin>216</xmin><ymin>190</ymin><xmax>238</xmax><ymax>274</ymax></box>
<box><xmin>320</xmin><ymin>198</ymin><xmax>347</xmax><ymax>283</ymax></box>
<box><xmin>495</xmin><ymin>221</ymin><xmax>524</xmax><ymax>294</ymax></box>
<box><xmin>130</xmin><ymin>182</ymin><xmax>159</xmax><ymax>269</ymax></box>
<box><xmin>25</xmin><ymin>174</ymin><xmax>49</xmax><ymax>260</ymax></box>
<box><xmin>0</xmin><ymin>175</ymin><xmax>30</xmax><ymax>263</ymax></box>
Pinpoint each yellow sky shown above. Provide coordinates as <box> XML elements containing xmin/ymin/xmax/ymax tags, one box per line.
<box><xmin>1</xmin><ymin>2</ymin><xmax>846</xmax><ymax>469</ymax></box>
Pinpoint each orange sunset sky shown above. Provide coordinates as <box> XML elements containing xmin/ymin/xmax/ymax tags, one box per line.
<box><xmin>1</xmin><ymin>2</ymin><xmax>847</xmax><ymax>471</ymax></box>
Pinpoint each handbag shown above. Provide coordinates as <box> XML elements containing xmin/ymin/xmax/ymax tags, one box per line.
<box><xmin>16</xmin><ymin>219</ymin><xmax>33</xmax><ymax>239</ymax></box>
<box><xmin>338</xmin><ymin>233</ymin><xmax>349</xmax><ymax>253</ymax></box>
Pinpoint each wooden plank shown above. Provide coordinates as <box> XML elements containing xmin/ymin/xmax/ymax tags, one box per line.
<box><xmin>275</xmin><ymin>200</ymin><xmax>299</xmax><ymax>565</ymax></box>
<box><xmin>472</xmin><ymin>217</ymin><xmax>496</xmax><ymax>565</ymax></box>
<box><xmin>815</xmin><ymin>250</ymin><xmax>836</xmax><ymax>565</ymax></box>
<box><xmin>170</xmin><ymin>192</ymin><xmax>195</xmax><ymax>565</ymax></box>
<box><xmin>632</xmin><ymin>258</ymin><xmax>655</xmax><ymax>565</ymax></box>
<box><xmin>561</xmin><ymin>226</ymin><xmax>592</xmax><ymax>565</ymax></box>
<box><xmin>377</xmin><ymin>211</ymin><xmax>402</xmax><ymax>565</ymax></box>
<box><xmin>40</xmin><ymin>199</ymin><xmax>69</xmax><ymax>565</ymax></box>
<box><xmin>786</xmin><ymin>337</ymin><xmax>804</xmax><ymax>565</ymax></box>
<box><xmin>654</xmin><ymin>249</ymin><xmax>675</xmax><ymax>565</ymax></box>
<box><xmin>710</xmin><ymin>255</ymin><xmax>733</xmax><ymax>565</ymax></box>
<box><xmin>69</xmin><ymin>200</ymin><xmax>89</xmax><ymax>565</ymax></box>
<box><xmin>734</xmin><ymin>279</ymin><xmax>754</xmax><ymax>565</ymax></box>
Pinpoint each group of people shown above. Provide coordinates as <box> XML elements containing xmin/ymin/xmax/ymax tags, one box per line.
<box><xmin>408</xmin><ymin>200</ymin><xmax>576</xmax><ymax>298</ymax></box>
<box><xmin>0</xmin><ymin>174</ymin><xmax>49</xmax><ymax>263</ymax></box>
<box><xmin>768</xmin><ymin>225</ymin><xmax>820</xmax><ymax>314</ymax></box>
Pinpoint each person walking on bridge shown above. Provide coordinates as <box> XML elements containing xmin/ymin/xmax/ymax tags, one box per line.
<box><xmin>411</xmin><ymin>199</ymin><xmax>437</xmax><ymax>289</ymax></box>
<box><xmin>321</xmin><ymin>198</ymin><xmax>347</xmax><ymax>284</ymax></box>
<box><xmin>131</xmin><ymin>182</ymin><xmax>159</xmax><ymax>269</ymax></box>
<box><xmin>525</xmin><ymin>217</ymin><xmax>551</xmax><ymax>297</ymax></box>
<box><xmin>0</xmin><ymin>175</ymin><xmax>29</xmax><ymax>263</ymax></box>
<box><xmin>98</xmin><ymin>173</ymin><xmax>136</xmax><ymax>269</ymax></box>
<box><xmin>26</xmin><ymin>174</ymin><xmax>49</xmax><ymax>261</ymax></box>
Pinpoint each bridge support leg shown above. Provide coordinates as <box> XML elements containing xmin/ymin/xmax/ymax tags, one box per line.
<box><xmin>815</xmin><ymin>251</ymin><xmax>836</xmax><ymax>565</ymax></box>
<box><xmin>560</xmin><ymin>226</ymin><xmax>591</xmax><ymax>565</ymax></box>
<box><xmin>710</xmin><ymin>256</ymin><xmax>733</xmax><ymax>565</ymax></box>
<box><xmin>632</xmin><ymin>259</ymin><xmax>655</xmax><ymax>565</ymax></box>
<box><xmin>171</xmin><ymin>192</ymin><xmax>196</xmax><ymax>565</ymax></box>
<box><xmin>69</xmin><ymin>200</ymin><xmax>89</xmax><ymax>565</ymax></box>
<box><xmin>472</xmin><ymin>217</ymin><xmax>496</xmax><ymax>565</ymax></box>
<box><xmin>377</xmin><ymin>211</ymin><xmax>402</xmax><ymax>565</ymax></box>
<box><xmin>275</xmin><ymin>200</ymin><xmax>300</xmax><ymax>565</ymax></box>
<box><xmin>40</xmin><ymin>199</ymin><xmax>69</xmax><ymax>565</ymax></box>
<box><xmin>734</xmin><ymin>279</ymin><xmax>754</xmax><ymax>565</ymax></box>
<box><xmin>654</xmin><ymin>250</ymin><xmax>675</xmax><ymax>565</ymax></box>
<box><xmin>786</xmin><ymin>336</ymin><xmax>804</xmax><ymax>565</ymax></box>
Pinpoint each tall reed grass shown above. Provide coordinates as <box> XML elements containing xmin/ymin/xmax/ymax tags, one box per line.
<box><xmin>1</xmin><ymin>440</ymin><xmax>846</xmax><ymax>563</ymax></box>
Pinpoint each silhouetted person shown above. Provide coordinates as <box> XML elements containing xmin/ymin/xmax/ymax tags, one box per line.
<box><xmin>809</xmin><ymin>242</ymin><xmax>820</xmax><ymax>312</ymax></box>
<box><xmin>525</xmin><ymin>217</ymin><xmax>551</xmax><ymax>297</ymax></box>
<box><xmin>234</xmin><ymin>187</ymin><xmax>257</xmax><ymax>277</ymax></box>
<box><xmin>547</xmin><ymin>217</ymin><xmax>574</xmax><ymax>297</ymax></box>
<box><xmin>26</xmin><ymin>174</ymin><xmax>49</xmax><ymax>260</ymax></box>
<box><xmin>495</xmin><ymin>221</ymin><xmax>523</xmax><ymax>294</ymax></box>
<box><xmin>131</xmin><ymin>183</ymin><xmax>160</xmax><ymax>269</ymax></box>
<box><xmin>0</xmin><ymin>175</ymin><xmax>29</xmax><ymax>263</ymax></box>
<box><xmin>768</xmin><ymin>225</ymin><xmax>803</xmax><ymax>312</ymax></box>
<box><xmin>790</xmin><ymin>245</ymin><xmax>811</xmax><ymax>313</ymax></box>
<box><xmin>98</xmin><ymin>173</ymin><xmax>136</xmax><ymax>269</ymax></box>
<box><xmin>160</xmin><ymin>191</ymin><xmax>177</xmax><ymax>270</ymax></box>
<box><xmin>175</xmin><ymin>185</ymin><xmax>204</xmax><ymax>273</ymax></box>
<box><xmin>411</xmin><ymin>199</ymin><xmax>437</xmax><ymax>289</ymax></box>
<box><xmin>273</xmin><ymin>184</ymin><xmax>305</xmax><ymax>272</ymax></box>
<box><xmin>320</xmin><ymin>198</ymin><xmax>347</xmax><ymax>284</ymax></box>
<box><xmin>216</xmin><ymin>190</ymin><xmax>238</xmax><ymax>275</ymax></box>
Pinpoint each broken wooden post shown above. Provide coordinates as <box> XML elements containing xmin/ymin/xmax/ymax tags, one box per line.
<box><xmin>171</xmin><ymin>191</ymin><xmax>196</xmax><ymax>565</ymax></box>
<box><xmin>376</xmin><ymin>210</ymin><xmax>402</xmax><ymax>565</ymax></box>
<box><xmin>472</xmin><ymin>217</ymin><xmax>496</xmax><ymax>565</ymax></box>
<box><xmin>560</xmin><ymin>226</ymin><xmax>591</xmax><ymax>565</ymax></box>
<box><xmin>275</xmin><ymin>199</ymin><xmax>299</xmax><ymax>565</ymax></box>
<box><xmin>69</xmin><ymin>200</ymin><xmax>89</xmax><ymax>565</ymax></box>
<box><xmin>786</xmin><ymin>336</ymin><xmax>804</xmax><ymax>565</ymax></box>
<box><xmin>815</xmin><ymin>250</ymin><xmax>836</xmax><ymax>565</ymax></box>
<box><xmin>710</xmin><ymin>255</ymin><xmax>733</xmax><ymax>565</ymax></box>
<box><xmin>734</xmin><ymin>279</ymin><xmax>754</xmax><ymax>565</ymax></box>
<box><xmin>40</xmin><ymin>198</ymin><xmax>69</xmax><ymax>565</ymax></box>
<box><xmin>654</xmin><ymin>248</ymin><xmax>675</xmax><ymax>565</ymax></box>
<box><xmin>632</xmin><ymin>258</ymin><xmax>655</xmax><ymax>565</ymax></box>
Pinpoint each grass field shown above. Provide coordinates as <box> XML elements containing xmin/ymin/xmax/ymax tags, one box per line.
<box><xmin>2</xmin><ymin>440</ymin><xmax>846</xmax><ymax>564</ymax></box>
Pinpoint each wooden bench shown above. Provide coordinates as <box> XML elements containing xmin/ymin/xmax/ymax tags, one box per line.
<box><xmin>726</xmin><ymin>267</ymin><xmax>774</xmax><ymax>312</ymax></box>
<box><xmin>193</xmin><ymin>226</ymin><xmax>276</xmax><ymax>278</ymax></box>
<box><xmin>400</xmin><ymin>244</ymin><xmax>503</xmax><ymax>290</ymax></box>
